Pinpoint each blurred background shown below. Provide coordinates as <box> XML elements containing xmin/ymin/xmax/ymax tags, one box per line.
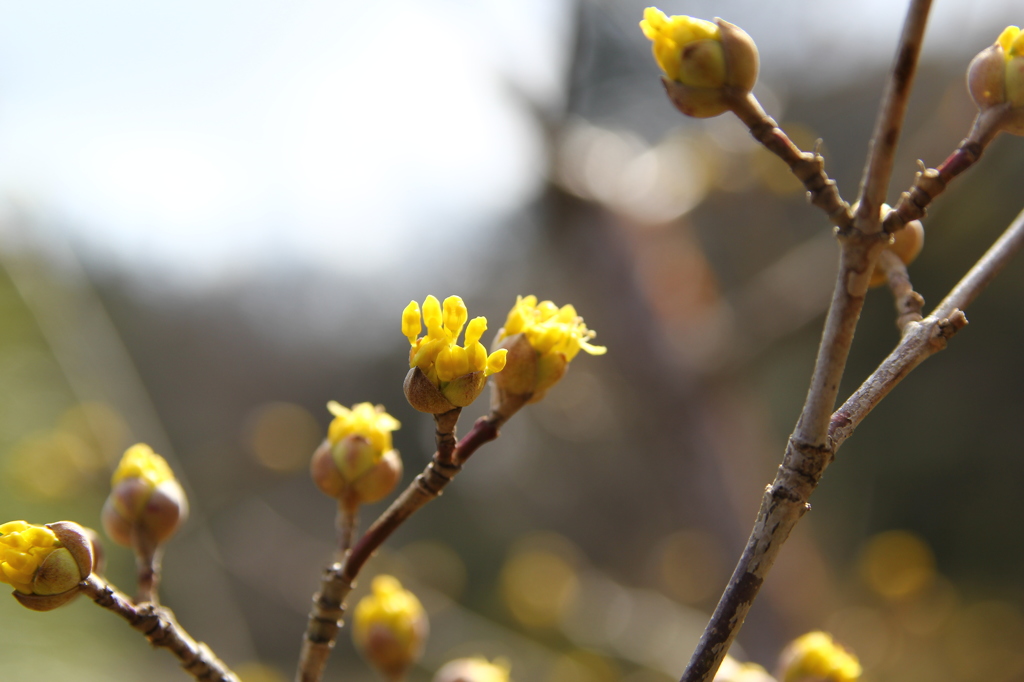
<box><xmin>2</xmin><ymin>1</ymin><xmax>1024</xmax><ymax>681</ymax></box>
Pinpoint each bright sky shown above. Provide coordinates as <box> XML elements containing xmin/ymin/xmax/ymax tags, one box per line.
<box><xmin>0</xmin><ymin>0</ymin><xmax>1017</xmax><ymax>286</ymax></box>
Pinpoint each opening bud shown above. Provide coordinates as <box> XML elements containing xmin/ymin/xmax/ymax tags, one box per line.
<box><xmin>490</xmin><ymin>296</ymin><xmax>605</xmax><ymax>418</ymax></box>
<box><xmin>641</xmin><ymin>8</ymin><xmax>759</xmax><ymax>118</ymax></box>
<box><xmin>353</xmin><ymin>575</ymin><xmax>429</xmax><ymax>681</ymax></box>
<box><xmin>777</xmin><ymin>631</ymin><xmax>862</xmax><ymax>682</ymax></box>
<box><xmin>0</xmin><ymin>520</ymin><xmax>94</xmax><ymax>611</ymax></box>
<box><xmin>101</xmin><ymin>444</ymin><xmax>188</xmax><ymax>552</ymax></box>
<box><xmin>967</xmin><ymin>26</ymin><xmax>1024</xmax><ymax>135</ymax></box>
<box><xmin>311</xmin><ymin>402</ymin><xmax>402</xmax><ymax>509</ymax></box>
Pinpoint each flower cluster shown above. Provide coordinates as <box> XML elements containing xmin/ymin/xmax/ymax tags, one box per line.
<box><xmin>311</xmin><ymin>402</ymin><xmax>403</xmax><ymax>510</ymax></box>
<box><xmin>102</xmin><ymin>444</ymin><xmax>188</xmax><ymax>552</ymax></box>
<box><xmin>353</xmin><ymin>575</ymin><xmax>428</xmax><ymax>681</ymax></box>
<box><xmin>0</xmin><ymin>520</ymin><xmax>94</xmax><ymax>611</ymax></box>
<box><xmin>640</xmin><ymin>7</ymin><xmax>758</xmax><ymax>118</ymax></box>
<box><xmin>778</xmin><ymin>631</ymin><xmax>862</xmax><ymax>682</ymax></box>
<box><xmin>491</xmin><ymin>296</ymin><xmax>606</xmax><ymax>413</ymax></box>
<box><xmin>403</xmin><ymin>295</ymin><xmax>507</xmax><ymax>413</ymax></box>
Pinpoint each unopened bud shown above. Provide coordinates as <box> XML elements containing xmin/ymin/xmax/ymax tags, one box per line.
<box><xmin>0</xmin><ymin>520</ymin><xmax>94</xmax><ymax>611</ymax></box>
<box><xmin>353</xmin><ymin>575</ymin><xmax>429</xmax><ymax>681</ymax></box>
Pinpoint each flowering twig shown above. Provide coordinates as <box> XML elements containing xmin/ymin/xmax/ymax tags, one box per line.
<box><xmin>79</xmin><ymin>574</ymin><xmax>239</xmax><ymax>682</ymax></box>
<box><xmin>296</xmin><ymin>412</ymin><xmax>506</xmax><ymax>682</ymax></box>
<box><xmin>680</xmin><ymin>3</ymin><xmax>933</xmax><ymax>680</ymax></box>
<box><xmin>336</xmin><ymin>505</ymin><xmax>358</xmax><ymax>558</ymax></box>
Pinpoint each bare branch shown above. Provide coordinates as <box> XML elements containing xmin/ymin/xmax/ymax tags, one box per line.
<box><xmin>855</xmin><ymin>0</ymin><xmax>933</xmax><ymax>231</ymax></box>
<box><xmin>730</xmin><ymin>93</ymin><xmax>852</xmax><ymax>230</ymax></box>
<box><xmin>80</xmin><ymin>574</ymin><xmax>239</xmax><ymax>682</ymax></box>
<box><xmin>879</xmin><ymin>249</ymin><xmax>925</xmax><ymax>330</ymax></box>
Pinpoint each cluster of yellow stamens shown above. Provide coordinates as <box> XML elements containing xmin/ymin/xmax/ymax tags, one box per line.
<box><xmin>403</xmin><ymin>295</ymin><xmax>506</xmax><ymax>385</ymax></box>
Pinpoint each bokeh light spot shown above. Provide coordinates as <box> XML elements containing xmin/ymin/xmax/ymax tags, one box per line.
<box><xmin>859</xmin><ymin>530</ymin><xmax>935</xmax><ymax>600</ymax></box>
<box><xmin>243</xmin><ymin>402</ymin><xmax>321</xmax><ymax>473</ymax></box>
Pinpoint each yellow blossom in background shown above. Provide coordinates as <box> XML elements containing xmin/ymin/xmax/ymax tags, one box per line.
<box><xmin>640</xmin><ymin>7</ymin><xmax>723</xmax><ymax>86</ymax></box>
<box><xmin>112</xmin><ymin>443</ymin><xmax>175</xmax><ymax>489</ymax></box>
<box><xmin>312</xmin><ymin>402</ymin><xmax>403</xmax><ymax>508</ymax></box>
<box><xmin>404</xmin><ymin>296</ymin><xmax>507</xmax><ymax>385</ymax></box>
<box><xmin>353</xmin><ymin>575</ymin><xmax>429</xmax><ymax>681</ymax></box>
<box><xmin>498</xmin><ymin>295</ymin><xmax>606</xmax><ymax>362</ymax></box>
<box><xmin>103</xmin><ymin>444</ymin><xmax>188</xmax><ymax>549</ymax></box>
<box><xmin>778</xmin><ymin>631</ymin><xmax>861</xmax><ymax>682</ymax></box>
<box><xmin>327</xmin><ymin>402</ymin><xmax>400</xmax><ymax>454</ymax></box>
<box><xmin>434</xmin><ymin>657</ymin><xmax>512</xmax><ymax>682</ymax></box>
<box><xmin>0</xmin><ymin>521</ymin><xmax>62</xmax><ymax>594</ymax></box>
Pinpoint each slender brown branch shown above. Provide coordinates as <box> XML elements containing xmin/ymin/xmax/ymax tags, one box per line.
<box><xmin>831</xmin><ymin>205</ymin><xmax>1024</xmax><ymax>444</ymax></box>
<box><xmin>336</xmin><ymin>505</ymin><xmax>358</xmax><ymax>559</ymax></box>
<box><xmin>884</xmin><ymin>105</ymin><xmax>1009</xmax><ymax>234</ymax></box>
<box><xmin>730</xmin><ymin>92</ymin><xmax>852</xmax><ymax>230</ymax></box>
<box><xmin>879</xmin><ymin>250</ymin><xmax>925</xmax><ymax>330</ymax></box>
<box><xmin>681</xmin><ymin>5</ymin><xmax>934</xmax><ymax>680</ymax></box>
<box><xmin>434</xmin><ymin>407</ymin><xmax>461</xmax><ymax>465</ymax></box>
<box><xmin>80</xmin><ymin>574</ymin><xmax>239</xmax><ymax>682</ymax></box>
<box><xmin>854</xmin><ymin>0</ymin><xmax>933</xmax><ymax>231</ymax></box>
<box><xmin>295</xmin><ymin>412</ymin><xmax>505</xmax><ymax>682</ymax></box>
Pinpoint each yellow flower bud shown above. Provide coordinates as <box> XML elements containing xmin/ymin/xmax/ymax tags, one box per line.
<box><xmin>101</xmin><ymin>444</ymin><xmax>188</xmax><ymax>551</ymax></box>
<box><xmin>402</xmin><ymin>296</ymin><xmax>507</xmax><ymax>413</ymax></box>
<box><xmin>0</xmin><ymin>520</ymin><xmax>94</xmax><ymax>611</ymax></box>
<box><xmin>433</xmin><ymin>657</ymin><xmax>512</xmax><ymax>682</ymax></box>
<box><xmin>716</xmin><ymin>656</ymin><xmax>776</xmax><ymax>682</ymax></box>
<box><xmin>311</xmin><ymin>402</ymin><xmax>403</xmax><ymax>509</ymax></box>
<box><xmin>353</xmin><ymin>575</ymin><xmax>429</xmax><ymax>681</ymax></box>
<box><xmin>490</xmin><ymin>296</ymin><xmax>605</xmax><ymax>416</ymax></box>
<box><xmin>869</xmin><ymin>206</ymin><xmax>925</xmax><ymax>287</ymax></box>
<box><xmin>640</xmin><ymin>7</ymin><xmax>759</xmax><ymax>118</ymax></box>
<box><xmin>777</xmin><ymin>631</ymin><xmax>862</xmax><ymax>682</ymax></box>
<box><xmin>968</xmin><ymin>26</ymin><xmax>1024</xmax><ymax>135</ymax></box>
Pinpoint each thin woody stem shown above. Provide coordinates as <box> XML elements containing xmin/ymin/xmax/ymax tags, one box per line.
<box><xmin>80</xmin><ymin>574</ymin><xmax>239</xmax><ymax>682</ymax></box>
<box><xmin>681</xmin><ymin>3</ymin><xmax>933</xmax><ymax>680</ymax></box>
<box><xmin>879</xmin><ymin>250</ymin><xmax>925</xmax><ymax>330</ymax></box>
<box><xmin>295</xmin><ymin>412</ymin><xmax>506</xmax><ymax>682</ymax></box>
<box><xmin>884</xmin><ymin>105</ymin><xmax>1009</xmax><ymax>233</ymax></box>
<box><xmin>854</xmin><ymin>0</ymin><xmax>932</xmax><ymax>231</ymax></box>
<box><xmin>132</xmin><ymin>530</ymin><xmax>161</xmax><ymax>605</ymax></box>
<box><xmin>730</xmin><ymin>92</ymin><xmax>852</xmax><ymax>230</ymax></box>
<box><xmin>336</xmin><ymin>505</ymin><xmax>358</xmax><ymax>559</ymax></box>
